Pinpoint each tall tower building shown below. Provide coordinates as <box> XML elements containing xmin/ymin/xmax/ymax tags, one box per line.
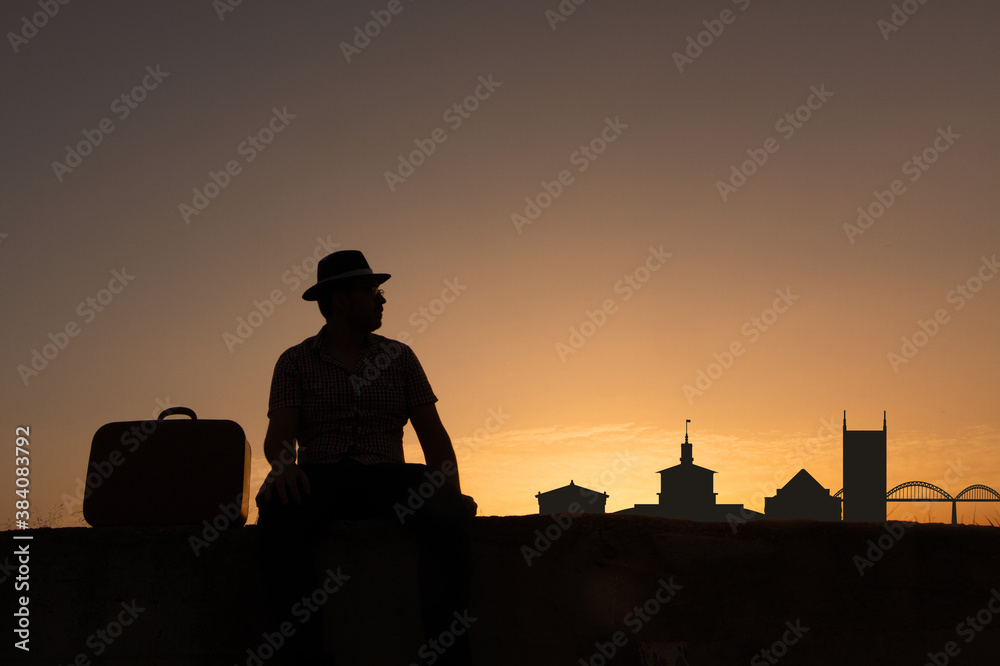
<box><xmin>842</xmin><ymin>411</ymin><xmax>887</xmax><ymax>521</ymax></box>
<box><xmin>656</xmin><ymin>425</ymin><xmax>717</xmax><ymax>516</ymax></box>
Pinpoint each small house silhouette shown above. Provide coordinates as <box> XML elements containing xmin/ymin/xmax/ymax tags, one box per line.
<box><xmin>764</xmin><ymin>469</ymin><xmax>842</xmax><ymax>521</ymax></box>
<box><xmin>536</xmin><ymin>481</ymin><xmax>608</xmax><ymax>514</ymax></box>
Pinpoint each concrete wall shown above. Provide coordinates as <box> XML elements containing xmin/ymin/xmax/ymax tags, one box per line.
<box><xmin>6</xmin><ymin>515</ymin><xmax>1000</xmax><ymax>665</ymax></box>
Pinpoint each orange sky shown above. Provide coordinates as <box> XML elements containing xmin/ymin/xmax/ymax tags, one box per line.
<box><xmin>2</xmin><ymin>0</ymin><xmax>999</xmax><ymax>527</ymax></box>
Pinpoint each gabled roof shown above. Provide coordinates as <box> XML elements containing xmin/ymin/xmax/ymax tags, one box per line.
<box><xmin>535</xmin><ymin>480</ymin><xmax>608</xmax><ymax>498</ymax></box>
<box><xmin>657</xmin><ymin>463</ymin><xmax>716</xmax><ymax>475</ymax></box>
<box><xmin>780</xmin><ymin>469</ymin><xmax>829</xmax><ymax>494</ymax></box>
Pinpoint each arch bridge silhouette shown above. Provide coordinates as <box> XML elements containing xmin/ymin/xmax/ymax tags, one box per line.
<box><xmin>833</xmin><ymin>483</ymin><xmax>1000</xmax><ymax>525</ymax></box>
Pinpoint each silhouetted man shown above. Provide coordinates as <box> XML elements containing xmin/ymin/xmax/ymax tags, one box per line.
<box><xmin>256</xmin><ymin>250</ymin><xmax>476</xmax><ymax>665</ymax></box>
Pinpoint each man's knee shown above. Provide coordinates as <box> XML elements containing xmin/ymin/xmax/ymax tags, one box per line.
<box><xmin>406</xmin><ymin>485</ymin><xmax>471</xmax><ymax>530</ymax></box>
<box><xmin>256</xmin><ymin>495</ymin><xmax>321</xmax><ymax>534</ymax></box>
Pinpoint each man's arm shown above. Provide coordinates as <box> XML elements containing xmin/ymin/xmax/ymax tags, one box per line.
<box><xmin>410</xmin><ymin>403</ymin><xmax>476</xmax><ymax>516</ymax></box>
<box><xmin>257</xmin><ymin>406</ymin><xmax>311</xmax><ymax>505</ymax></box>
<box><xmin>410</xmin><ymin>403</ymin><xmax>461</xmax><ymax>491</ymax></box>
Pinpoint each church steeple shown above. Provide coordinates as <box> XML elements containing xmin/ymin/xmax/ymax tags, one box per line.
<box><xmin>680</xmin><ymin>419</ymin><xmax>693</xmax><ymax>464</ymax></box>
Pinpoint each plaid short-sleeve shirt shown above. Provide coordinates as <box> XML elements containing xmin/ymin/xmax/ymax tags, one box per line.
<box><xmin>268</xmin><ymin>327</ymin><xmax>437</xmax><ymax>465</ymax></box>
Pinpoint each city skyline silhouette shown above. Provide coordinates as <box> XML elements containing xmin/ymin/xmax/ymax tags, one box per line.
<box><xmin>535</xmin><ymin>416</ymin><xmax>1000</xmax><ymax>523</ymax></box>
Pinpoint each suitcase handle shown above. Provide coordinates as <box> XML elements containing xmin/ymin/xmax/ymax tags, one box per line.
<box><xmin>157</xmin><ymin>407</ymin><xmax>197</xmax><ymax>421</ymax></box>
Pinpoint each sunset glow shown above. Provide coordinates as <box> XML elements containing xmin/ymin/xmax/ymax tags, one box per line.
<box><xmin>3</xmin><ymin>0</ymin><xmax>999</xmax><ymax>528</ymax></box>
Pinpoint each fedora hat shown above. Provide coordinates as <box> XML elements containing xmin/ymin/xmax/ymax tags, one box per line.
<box><xmin>302</xmin><ymin>250</ymin><xmax>391</xmax><ymax>301</ymax></box>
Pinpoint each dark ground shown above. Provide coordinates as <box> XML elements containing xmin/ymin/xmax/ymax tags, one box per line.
<box><xmin>5</xmin><ymin>515</ymin><xmax>1000</xmax><ymax>664</ymax></box>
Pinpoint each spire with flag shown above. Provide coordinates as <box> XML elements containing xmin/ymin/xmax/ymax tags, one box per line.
<box><xmin>681</xmin><ymin>419</ymin><xmax>693</xmax><ymax>464</ymax></box>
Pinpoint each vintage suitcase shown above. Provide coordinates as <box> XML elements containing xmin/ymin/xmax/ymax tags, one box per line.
<box><xmin>83</xmin><ymin>406</ymin><xmax>251</xmax><ymax>528</ymax></box>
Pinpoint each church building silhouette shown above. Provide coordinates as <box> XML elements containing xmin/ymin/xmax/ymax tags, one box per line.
<box><xmin>615</xmin><ymin>422</ymin><xmax>763</xmax><ymax>521</ymax></box>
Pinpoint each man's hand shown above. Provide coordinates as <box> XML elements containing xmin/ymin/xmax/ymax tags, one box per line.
<box><xmin>257</xmin><ymin>462</ymin><xmax>312</xmax><ymax>506</ymax></box>
<box><xmin>462</xmin><ymin>494</ymin><xmax>478</xmax><ymax>518</ymax></box>
<box><xmin>258</xmin><ymin>407</ymin><xmax>304</xmax><ymax>506</ymax></box>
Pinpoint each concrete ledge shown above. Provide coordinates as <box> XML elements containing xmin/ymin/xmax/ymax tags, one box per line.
<box><xmin>7</xmin><ymin>516</ymin><xmax>1000</xmax><ymax>665</ymax></box>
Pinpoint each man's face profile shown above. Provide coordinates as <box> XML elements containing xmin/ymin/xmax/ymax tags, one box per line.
<box><xmin>331</xmin><ymin>278</ymin><xmax>385</xmax><ymax>332</ymax></box>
